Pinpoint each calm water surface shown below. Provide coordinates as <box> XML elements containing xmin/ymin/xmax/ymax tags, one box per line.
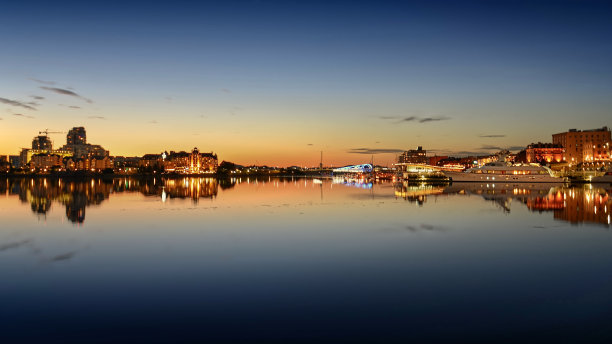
<box><xmin>1</xmin><ymin>177</ymin><xmax>612</xmax><ymax>343</ymax></box>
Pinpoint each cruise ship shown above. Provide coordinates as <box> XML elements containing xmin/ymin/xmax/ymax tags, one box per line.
<box><xmin>444</xmin><ymin>162</ymin><xmax>565</xmax><ymax>183</ymax></box>
<box><xmin>592</xmin><ymin>167</ymin><xmax>612</xmax><ymax>183</ymax></box>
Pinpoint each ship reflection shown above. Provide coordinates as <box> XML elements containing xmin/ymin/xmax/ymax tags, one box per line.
<box><xmin>1</xmin><ymin>178</ymin><xmax>219</xmax><ymax>223</ymax></box>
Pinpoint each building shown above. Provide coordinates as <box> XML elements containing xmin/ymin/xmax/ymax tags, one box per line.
<box><xmin>66</xmin><ymin>127</ymin><xmax>86</xmax><ymax>145</ymax></box>
<box><xmin>139</xmin><ymin>154</ymin><xmax>164</xmax><ymax>170</ymax></box>
<box><xmin>32</xmin><ymin>135</ymin><xmax>53</xmax><ymax>150</ymax></box>
<box><xmin>525</xmin><ymin>143</ymin><xmax>564</xmax><ymax>164</ymax></box>
<box><xmin>30</xmin><ymin>153</ymin><xmax>62</xmax><ymax>171</ymax></box>
<box><xmin>552</xmin><ymin>127</ymin><xmax>611</xmax><ymax>164</ymax></box>
<box><xmin>60</xmin><ymin>127</ymin><xmax>109</xmax><ymax>159</ymax></box>
<box><xmin>429</xmin><ymin>155</ymin><xmax>448</xmax><ymax>166</ymax></box>
<box><xmin>398</xmin><ymin>146</ymin><xmax>427</xmax><ymax>164</ymax></box>
<box><xmin>18</xmin><ymin>127</ymin><xmax>108</xmax><ymax>168</ymax></box>
<box><xmin>163</xmin><ymin>148</ymin><xmax>218</xmax><ymax>173</ymax></box>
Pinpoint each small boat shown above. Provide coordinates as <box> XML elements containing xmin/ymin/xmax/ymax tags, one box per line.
<box><xmin>443</xmin><ymin>162</ymin><xmax>565</xmax><ymax>183</ymax></box>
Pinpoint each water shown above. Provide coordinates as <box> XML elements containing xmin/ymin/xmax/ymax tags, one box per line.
<box><xmin>1</xmin><ymin>177</ymin><xmax>612</xmax><ymax>343</ymax></box>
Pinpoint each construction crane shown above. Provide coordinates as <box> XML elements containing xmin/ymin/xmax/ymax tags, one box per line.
<box><xmin>39</xmin><ymin>129</ymin><xmax>65</xmax><ymax>136</ymax></box>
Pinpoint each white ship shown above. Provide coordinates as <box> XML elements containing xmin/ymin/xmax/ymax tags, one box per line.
<box><xmin>592</xmin><ymin>167</ymin><xmax>612</xmax><ymax>183</ymax></box>
<box><xmin>444</xmin><ymin>162</ymin><xmax>565</xmax><ymax>183</ymax></box>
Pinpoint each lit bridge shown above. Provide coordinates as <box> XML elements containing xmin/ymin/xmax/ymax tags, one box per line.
<box><xmin>332</xmin><ymin>164</ymin><xmax>373</xmax><ymax>173</ymax></box>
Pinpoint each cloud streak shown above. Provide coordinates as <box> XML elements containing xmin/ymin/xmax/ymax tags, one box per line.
<box><xmin>380</xmin><ymin>115</ymin><xmax>451</xmax><ymax>124</ymax></box>
<box><xmin>348</xmin><ymin>147</ymin><xmax>404</xmax><ymax>154</ymax></box>
<box><xmin>0</xmin><ymin>97</ymin><xmax>37</xmax><ymax>110</ymax></box>
<box><xmin>13</xmin><ymin>113</ymin><xmax>35</xmax><ymax>119</ymax></box>
<box><xmin>479</xmin><ymin>134</ymin><xmax>506</xmax><ymax>138</ymax></box>
<box><xmin>28</xmin><ymin>77</ymin><xmax>56</xmax><ymax>85</ymax></box>
<box><xmin>40</xmin><ymin>87</ymin><xmax>93</xmax><ymax>103</ymax></box>
<box><xmin>88</xmin><ymin>116</ymin><xmax>105</xmax><ymax>120</ymax></box>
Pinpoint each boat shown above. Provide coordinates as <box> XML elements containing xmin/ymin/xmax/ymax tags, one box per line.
<box><xmin>443</xmin><ymin>162</ymin><xmax>565</xmax><ymax>183</ymax></box>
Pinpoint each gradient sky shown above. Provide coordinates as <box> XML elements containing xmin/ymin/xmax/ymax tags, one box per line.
<box><xmin>1</xmin><ymin>0</ymin><xmax>611</xmax><ymax>166</ymax></box>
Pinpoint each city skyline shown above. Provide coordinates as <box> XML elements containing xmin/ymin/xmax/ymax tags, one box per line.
<box><xmin>2</xmin><ymin>1</ymin><xmax>612</xmax><ymax>166</ymax></box>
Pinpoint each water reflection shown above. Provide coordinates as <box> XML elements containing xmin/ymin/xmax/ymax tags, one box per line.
<box><xmin>2</xmin><ymin>178</ymin><xmax>611</xmax><ymax>227</ymax></box>
<box><xmin>0</xmin><ymin>177</ymin><xmax>219</xmax><ymax>223</ymax></box>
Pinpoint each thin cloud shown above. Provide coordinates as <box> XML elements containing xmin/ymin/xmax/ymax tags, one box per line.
<box><xmin>479</xmin><ymin>145</ymin><xmax>502</xmax><ymax>150</ymax></box>
<box><xmin>69</xmin><ymin>105</ymin><xmax>81</xmax><ymax>109</ymax></box>
<box><xmin>380</xmin><ymin>115</ymin><xmax>451</xmax><ymax>124</ymax></box>
<box><xmin>307</xmin><ymin>143</ymin><xmax>314</xmax><ymax>146</ymax></box>
<box><xmin>0</xmin><ymin>239</ymin><xmax>32</xmax><ymax>251</ymax></box>
<box><xmin>13</xmin><ymin>113</ymin><xmax>35</xmax><ymax>119</ymax></box>
<box><xmin>30</xmin><ymin>95</ymin><xmax>45</xmax><ymax>100</ymax></box>
<box><xmin>88</xmin><ymin>116</ymin><xmax>105</xmax><ymax>120</ymax></box>
<box><xmin>221</xmin><ymin>88</ymin><xmax>231</xmax><ymax>93</ymax></box>
<box><xmin>49</xmin><ymin>251</ymin><xmax>76</xmax><ymax>262</ymax></box>
<box><xmin>0</xmin><ymin>97</ymin><xmax>37</xmax><ymax>110</ymax></box>
<box><xmin>479</xmin><ymin>134</ymin><xmax>506</xmax><ymax>138</ymax></box>
<box><xmin>419</xmin><ymin>116</ymin><xmax>450</xmax><ymax>123</ymax></box>
<box><xmin>149</xmin><ymin>120</ymin><xmax>158</xmax><ymax>124</ymax></box>
<box><xmin>27</xmin><ymin>102</ymin><xmax>40</xmax><ymax>106</ymax></box>
<box><xmin>508</xmin><ymin>145</ymin><xmax>525</xmax><ymax>151</ymax></box>
<box><xmin>348</xmin><ymin>148</ymin><xmax>405</xmax><ymax>154</ymax></box>
<box><xmin>28</xmin><ymin>77</ymin><xmax>56</xmax><ymax>85</ymax></box>
<box><xmin>40</xmin><ymin>87</ymin><xmax>93</xmax><ymax>103</ymax></box>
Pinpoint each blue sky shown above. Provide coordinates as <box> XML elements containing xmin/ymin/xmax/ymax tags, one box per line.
<box><xmin>1</xmin><ymin>0</ymin><xmax>611</xmax><ymax>165</ymax></box>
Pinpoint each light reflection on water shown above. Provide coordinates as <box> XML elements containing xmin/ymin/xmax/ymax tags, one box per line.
<box><xmin>1</xmin><ymin>177</ymin><xmax>612</xmax><ymax>342</ymax></box>
<box><xmin>2</xmin><ymin>177</ymin><xmax>609</xmax><ymax>227</ymax></box>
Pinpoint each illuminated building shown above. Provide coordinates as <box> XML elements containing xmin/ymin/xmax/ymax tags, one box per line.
<box><xmin>429</xmin><ymin>155</ymin><xmax>448</xmax><ymax>166</ymax></box>
<box><xmin>29</xmin><ymin>154</ymin><xmax>62</xmax><ymax>171</ymax></box>
<box><xmin>552</xmin><ymin>127</ymin><xmax>611</xmax><ymax>164</ymax></box>
<box><xmin>139</xmin><ymin>154</ymin><xmax>164</xmax><ymax>169</ymax></box>
<box><xmin>398</xmin><ymin>146</ymin><xmax>427</xmax><ymax>164</ymax></box>
<box><xmin>32</xmin><ymin>135</ymin><xmax>53</xmax><ymax>150</ymax></box>
<box><xmin>163</xmin><ymin>148</ymin><xmax>218</xmax><ymax>174</ymax></box>
<box><xmin>525</xmin><ymin>142</ymin><xmax>564</xmax><ymax>164</ymax></box>
<box><xmin>66</xmin><ymin>127</ymin><xmax>86</xmax><ymax>145</ymax></box>
<box><xmin>60</xmin><ymin>127</ymin><xmax>109</xmax><ymax>159</ymax></box>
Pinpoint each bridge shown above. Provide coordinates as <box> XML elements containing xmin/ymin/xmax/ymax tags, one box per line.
<box><xmin>332</xmin><ymin>164</ymin><xmax>373</xmax><ymax>173</ymax></box>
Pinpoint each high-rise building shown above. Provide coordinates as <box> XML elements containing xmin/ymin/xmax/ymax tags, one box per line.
<box><xmin>552</xmin><ymin>127</ymin><xmax>611</xmax><ymax>164</ymax></box>
<box><xmin>32</xmin><ymin>135</ymin><xmax>53</xmax><ymax>150</ymax></box>
<box><xmin>61</xmin><ymin>127</ymin><xmax>109</xmax><ymax>159</ymax></box>
<box><xmin>66</xmin><ymin>127</ymin><xmax>86</xmax><ymax>145</ymax></box>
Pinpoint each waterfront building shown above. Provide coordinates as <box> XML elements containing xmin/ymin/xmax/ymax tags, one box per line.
<box><xmin>163</xmin><ymin>148</ymin><xmax>218</xmax><ymax>173</ymax></box>
<box><xmin>29</xmin><ymin>153</ymin><xmax>62</xmax><ymax>171</ymax></box>
<box><xmin>139</xmin><ymin>154</ymin><xmax>164</xmax><ymax>170</ymax></box>
<box><xmin>552</xmin><ymin>127</ymin><xmax>611</xmax><ymax>164</ymax></box>
<box><xmin>429</xmin><ymin>155</ymin><xmax>448</xmax><ymax>166</ymax></box>
<box><xmin>525</xmin><ymin>143</ymin><xmax>564</xmax><ymax>164</ymax></box>
<box><xmin>18</xmin><ymin>127</ymin><xmax>109</xmax><ymax>168</ymax></box>
<box><xmin>398</xmin><ymin>146</ymin><xmax>427</xmax><ymax>164</ymax></box>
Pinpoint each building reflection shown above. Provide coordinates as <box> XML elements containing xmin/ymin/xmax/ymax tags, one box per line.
<box><xmin>391</xmin><ymin>181</ymin><xmax>611</xmax><ymax>226</ymax></box>
<box><xmin>442</xmin><ymin>183</ymin><xmax>611</xmax><ymax>226</ymax></box>
<box><xmin>0</xmin><ymin>177</ymin><xmax>219</xmax><ymax>223</ymax></box>
<box><xmin>394</xmin><ymin>182</ymin><xmax>445</xmax><ymax>206</ymax></box>
<box><xmin>528</xmin><ymin>186</ymin><xmax>611</xmax><ymax>227</ymax></box>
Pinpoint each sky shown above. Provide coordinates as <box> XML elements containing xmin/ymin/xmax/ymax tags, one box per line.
<box><xmin>1</xmin><ymin>0</ymin><xmax>611</xmax><ymax>166</ymax></box>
